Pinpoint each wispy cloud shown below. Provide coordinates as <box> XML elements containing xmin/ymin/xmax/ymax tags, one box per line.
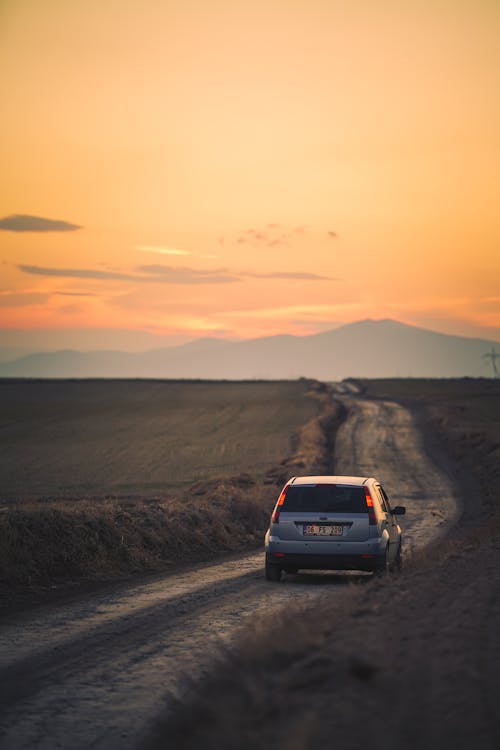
<box><xmin>19</xmin><ymin>265</ymin><xmax>139</xmax><ymax>282</ymax></box>
<box><xmin>19</xmin><ymin>264</ymin><xmax>238</xmax><ymax>285</ymax></box>
<box><xmin>228</xmin><ymin>222</ymin><xmax>338</xmax><ymax>249</ymax></box>
<box><xmin>18</xmin><ymin>263</ymin><xmax>334</xmax><ymax>286</ymax></box>
<box><xmin>136</xmin><ymin>245</ymin><xmax>219</xmax><ymax>260</ymax></box>
<box><xmin>220</xmin><ymin>303</ymin><xmax>364</xmax><ymax>321</ymax></box>
<box><xmin>0</xmin><ymin>214</ymin><xmax>81</xmax><ymax>232</ymax></box>
<box><xmin>54</xmin><ymin>291</ymin><xmax>96</xmax><ymax>297</ymax></box>
<box><xmin>136</xmin><ymin>245</ymin><xmax>191</xmax><ymax>256</ymax></box>
<box><xmin>231</xmin><ymin>225</ymin><xmax>288</xmax><ymax>248</ymax></box>
<box><xmin>138</xmin><ymin>264</ymin><xmax>239</xmax><ymax>284</ymax></box>
<box><xmin>244</xmin><ymin>271</ymin><xmax>335</xmax><ymax>281</ymax></box>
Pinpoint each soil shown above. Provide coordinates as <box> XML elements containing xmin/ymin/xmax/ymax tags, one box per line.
<box><xmin>0</xmin><ymin>385</ymin><xmax>498</xmax><ymax>750</ymax></box>
<box><xmin>0</xmin><ymin>379</ymin><xmax>319</xmax><ymax>500</ymax></box>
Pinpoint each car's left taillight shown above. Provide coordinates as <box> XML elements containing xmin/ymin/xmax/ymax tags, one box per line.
<box><xmin>271</xmin><ymin>484</ymin><xmax>289</xmax><ymax>524</ymax></box>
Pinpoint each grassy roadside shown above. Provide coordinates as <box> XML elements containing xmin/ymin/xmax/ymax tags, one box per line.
<box><xmin>0</xmin><ymin>380</ymin><xmax>345</xmax><ymax>606</ymax></box>
<box><xmin>143</xmin><ymin>378</ymin><xmax>500</xmax><ymax>750</ymax></box>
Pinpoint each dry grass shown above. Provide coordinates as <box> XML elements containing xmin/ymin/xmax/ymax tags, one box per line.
<box><xmin>0</xmin><ymin>480</ymin><xmax>268</xmax><ymax>588</ymax></box>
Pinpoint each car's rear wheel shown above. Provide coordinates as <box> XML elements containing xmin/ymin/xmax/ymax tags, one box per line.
<box><xmin>375</xmin><ymin>546</ymin><xmax>390</xmax><ymax>576</ymax></box>
<box><xmin>392</xmin><ymin>543</ymin><xmax>403</xmax><ymax>573</ymax></box>
<box><xmin>265</xmin><ymin>561</ymin><xmax>282</xmax><ymax>582</ymax></box>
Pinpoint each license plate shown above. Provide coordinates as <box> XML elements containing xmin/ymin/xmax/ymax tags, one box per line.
<box><xmin>303</xmin><ymin>524</ymin><xmax>343</xmax><ymax>536</ymax></box>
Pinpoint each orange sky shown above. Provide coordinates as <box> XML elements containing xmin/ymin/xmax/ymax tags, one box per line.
<box><xmin>1</xmin><ymin>0</ymin><xmax>499</xmax><ymax>349</ymax></box>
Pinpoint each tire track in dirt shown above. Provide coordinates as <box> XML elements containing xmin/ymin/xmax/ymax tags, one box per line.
<box><xmin>0</xmin><ymin>553</ymin><xmax>361</xmax><ymax>750</ymax></box>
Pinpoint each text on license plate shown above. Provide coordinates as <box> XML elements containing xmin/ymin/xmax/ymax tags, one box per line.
<box><xmin>303</xmin><ymin>524</ymin><xmax>343</xmax><ymax>536</ymax></box>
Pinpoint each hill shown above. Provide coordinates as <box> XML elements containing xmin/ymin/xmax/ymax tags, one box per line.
<box><xmin>0</xmin><ymin>319</ymin><xmax>497</xmax><ymax>379</ymax></box>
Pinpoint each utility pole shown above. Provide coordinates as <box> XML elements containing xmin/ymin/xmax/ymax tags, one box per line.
<box><xmin>482</xmin><ymin>348</ymin><xmax>500</xmax><ymax>378</ymax></box>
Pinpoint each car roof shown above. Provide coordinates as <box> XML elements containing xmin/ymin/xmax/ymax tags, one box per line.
<box><xmin>289</xmin><ymin>475</ymin><xmax>374</xmax><ymax>486</ymax></box>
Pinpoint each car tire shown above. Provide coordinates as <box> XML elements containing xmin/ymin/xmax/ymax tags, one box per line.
<box><xmin>375</xmin><ymin>546</ymin><xmax>390</xmax><ymax>576</ymax></box>
<box><xmin>265</xmin><ymin>561</ymin><xmax>282</xmax><ymax>582</ymax></box>
<box><xmin>391</xmin><ymin>543</ymin><xmax>403</xmax><ymax>573</ymax></box>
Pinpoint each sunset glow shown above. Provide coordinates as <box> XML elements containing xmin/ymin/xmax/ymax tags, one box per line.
<box><xmin>1</xmin><ymin>0</ymin><xmax>499</xmax><ymax>350</ymax></box>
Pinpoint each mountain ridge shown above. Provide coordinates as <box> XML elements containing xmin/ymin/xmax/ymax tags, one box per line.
<box><xmin>0</xmin><ymin>319</ymin><xmax>497</xmax><ymax>379</ymax></box>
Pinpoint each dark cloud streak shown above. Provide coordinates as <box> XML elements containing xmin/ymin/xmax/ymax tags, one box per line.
<box><xmin>0</xmin><ymin>214</ymin><xmax>81</xmax><ymax>232</ymax></box>
<box><xmin>18</xmin><ymin>264</ymin><xmax>333</xmax><ymax>286</ymax></box>
<box><xmin>19</xmin><ymin>265</ymin><xmax>137</xmax><ymax>281</ymax></box>
<box><xmin>19</xmin><ymin>264</ymin><xmax>239</xmax><ymax>285</ymax></box>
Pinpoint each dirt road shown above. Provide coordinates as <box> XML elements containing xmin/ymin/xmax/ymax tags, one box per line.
<box><xmin>333</xmin><ymin>393</ymin><xmax>460</xmax><ymax>552</ymax></box>
<box><xmin>0</xmin><ymin>394</ymin><xmax>459</xmax><ymax>749</ymax></box>
<box><xmin>0</xmin><ymin>553</ymin><xmax>357</xmax><ymax>750</ymax></box>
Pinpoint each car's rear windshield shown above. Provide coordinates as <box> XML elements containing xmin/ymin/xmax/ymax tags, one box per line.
<box><xmin>281</xmin><ymin>484</ymin><xmax>367</xmax><ymax>513</ymax></box>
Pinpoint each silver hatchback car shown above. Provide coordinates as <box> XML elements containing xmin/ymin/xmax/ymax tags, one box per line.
<box><xmin>264</xmin><ymin>475</ymin><xmax>405</xmax><ymax>581</ymax></box>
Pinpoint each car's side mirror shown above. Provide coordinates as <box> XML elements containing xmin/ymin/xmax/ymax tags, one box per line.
<box><xmin>392</xmin><ymin>506</ymin><xmax>406</xmax><ymax>516</ymax></box>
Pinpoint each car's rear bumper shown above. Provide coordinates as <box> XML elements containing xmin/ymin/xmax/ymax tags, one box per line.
<box><xmin>265</xmin><ymin>550</ymin><xmax>385</xmax><ymax>572</ymax></box>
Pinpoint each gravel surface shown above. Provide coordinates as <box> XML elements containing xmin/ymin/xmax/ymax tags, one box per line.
<box><xmin>0</xmin><ymin>394</ymin><xmax>460</xmax><ymax>749</ymax></box>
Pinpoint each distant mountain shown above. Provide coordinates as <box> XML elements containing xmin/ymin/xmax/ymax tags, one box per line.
<box><xmin>0</xmin><ymin>319</ymin><xmax>498</xmax><ymax>379</ymax></box>
<box><xmin>0</xmin><ymin>347</ymin><xmax>29</xmax><ymax>363</ymax></box>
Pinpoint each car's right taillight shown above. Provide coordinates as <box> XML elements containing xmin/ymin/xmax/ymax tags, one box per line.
<box><xmin>364</xmin><ymin>487</ymin><xmax>377</xmax><ymax>525</ymax></box>
<box><xmin>271</xmin><ymin>484</ymin><xmax>289</xmax><ymax>524</ymax></box>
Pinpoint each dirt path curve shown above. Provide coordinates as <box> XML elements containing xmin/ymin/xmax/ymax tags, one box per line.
<box><xmin>0</xmin><ymin>393</ymin><xmax>459</xmax><ymax>750</ymax></box>
<box><xmin>332</xmin><ymin>388</ymin><xmax>460</xmax><ymax>553</ymax></box>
